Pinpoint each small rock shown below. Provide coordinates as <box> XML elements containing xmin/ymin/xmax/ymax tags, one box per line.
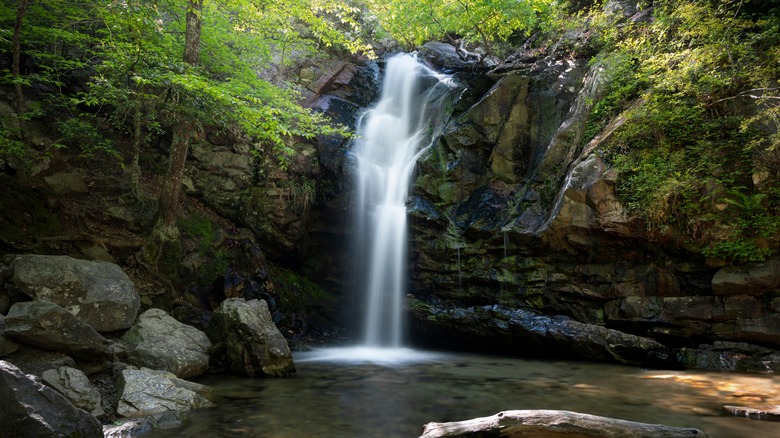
<box><xmin>42</xmin><ymin>366</ymin><xmax>105</xmax><ymax>416</ymax></box>
<box><xmin>723</xmin><ymin>404</ymin><xmax>780</xmax><ymax>421</ymax></box>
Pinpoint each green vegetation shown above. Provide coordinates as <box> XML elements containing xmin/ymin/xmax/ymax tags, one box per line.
<box><xmin>366</xmin><ymin>0</ymin><xmax>555</xmax><ymax>57</ymax></box>
<box><xmin>180</xmin><ymin>211</ymin><xmax>230</xmax><ymax>285</ymax></box>
<box><xmin>574</xmin><ymin>0</ymin><xmax>780</xmax><ymax>262</ymax></box>
<box><xmin>269</xmin><ymin>264</ymin><xmax>333</xmax><ymax>320</ymax></box>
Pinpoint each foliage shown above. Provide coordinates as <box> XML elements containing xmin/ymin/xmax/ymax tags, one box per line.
<box><xmin>579</xmin><ymin>0</ymin><xmax>780</xmax><ymax>263</ymax></box>
<box><xmin>269</xmin><ymin>263</ymin><xmax>332</xmax><ymax>317</ymax></box>
<box><xmin>180</xmin><ymin>211</ymin><xmax>230</xmax><ymax>285</ymax></box>
<box><xmin>365</xmin><ymin>0</ymin><xmax>556</xmax><ymax>55</ymax></box>
<box><xmin>0</xmin><ymin>0</ymin><xmax>374</xmax><ymax>170</ymax></box>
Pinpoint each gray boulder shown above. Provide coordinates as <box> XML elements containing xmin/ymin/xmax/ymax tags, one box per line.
<box><xmin>10</xmin><ymin>254</ymin><xmax>140</xmax><ymax>332</ymax></box>
<box><xmin>122</xmin><ymin>308</ymin><xmax>211</xmax><ymax>378</ymax></box>
<box><xmin>116</xmin><ymin>367</ymin><xmax>215</xmax><ymax>418</ymax></box>
<box><xmin>42</xmin><ymin>366</ymin><xmax>105</xmax><ymax>416</ymax></box>
<box><xmin>0</xmin><ymin>360</ymin><xmax>103</xmax><ymax>438</ymax></box>
<box><xmin>4</xmin><ymin>301</ymin><xmax>113</xmax><ymax>360</ymax></box>
<box><xmin>206</xmin><ymin>298</ymin><xmax>295</xmax><ymax>377</ymax></box>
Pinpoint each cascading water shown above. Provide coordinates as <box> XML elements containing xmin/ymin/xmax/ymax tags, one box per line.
<box><xmin>299</xmin><ymin>53</ymin><xmax>456</xmax><ymax>364</ymax></box>
<box><xmin>353</xmin><ymin>54</ymin><xmax>453</xmax><ymax>348</ymax></box>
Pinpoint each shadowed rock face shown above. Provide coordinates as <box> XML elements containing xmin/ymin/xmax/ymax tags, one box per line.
<box><xmin>0</xmin><ymin>360</ymin><xmax>103</xmax><ymax>438</ymax></box>
<box><xmin>4</xmin><ymin>301</ymin><xmax>113</xmax><ymax>360</ymax></box>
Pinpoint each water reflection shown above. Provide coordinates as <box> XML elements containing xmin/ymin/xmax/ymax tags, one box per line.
<box><xmin>151</xmin><ymin>353</ymin><xmax>779</xmax><ymax>438</ymax></box>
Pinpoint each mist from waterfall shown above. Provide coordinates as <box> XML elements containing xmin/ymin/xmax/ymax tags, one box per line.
<box><xmin>352</xmin><ymin>53</ymin><xmax>454</xmax><ymax>349</ymax></box>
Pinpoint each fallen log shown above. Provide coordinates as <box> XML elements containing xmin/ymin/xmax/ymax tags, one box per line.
<box><xmin>419</xmin><ymin>410</ymin><xmax>710</xmax><ymax>438</ymax></box>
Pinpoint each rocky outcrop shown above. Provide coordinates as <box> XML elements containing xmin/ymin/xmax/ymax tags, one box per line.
<box><xmin>8</xmin><ymin>254</ymin><xmax>140</xmax><ymax>332</ymax></box>
<box><xmin>115</xmin><ymin>367</ymin><xmax>215</xmax><ymax>419</ymax></box>
<box><xmin>122</xmin><ymin>308</ymin><xmax>211</xmax><ymax>379</ymax></box>
<box><xmin>42</xmin><ymin>366</ymin><xmax>105</xmax><ymax>416</ymax></box>
<box><xmin>206</xmin><ymin>298</ymin><xmax>295</xmax><ymax>377</ymax></box>
<box><xmin>4</xmin><ymin>301</ymin><xmax>113</xmax><ymax>360</ymax></box>
<box><xmin>0</xmin><ymin>360</ymin><xmax>103</xmax><ymax>438</ymax></box>
<box><xmin>410</xmin><ymin>301</ymin><xmax>675</xmax><ymax>367</ymax></box>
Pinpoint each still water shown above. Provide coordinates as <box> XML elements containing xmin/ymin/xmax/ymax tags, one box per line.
<box><xmin>153</xmin><ymin>351</ymin><xmax>779</xmax><ymax>437</ymax></box>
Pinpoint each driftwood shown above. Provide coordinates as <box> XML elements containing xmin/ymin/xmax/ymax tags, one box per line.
<box><xmin>419</xmin><ymin>410</ymin><xmax>710</xmax><ymax>438</ymax></box>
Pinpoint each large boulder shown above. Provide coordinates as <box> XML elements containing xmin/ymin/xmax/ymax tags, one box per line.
<box><xmin>4</xmin><ymin>301</ymin><xmax>113</xmax><ymax>360</ymax></box>
<box><xmin>122</xmin><ymin>308</ymin><xmax>211</xmax><ymax>378</ymax></box>
<box><xmin>42</xmin><ymin>366</ymin><xmax>105</xmax><ymax>417</ymax></box>
<box><xmin>0</xmin><ymin>360</ymin><xmax>103</xmax><ymax>438</ymax></box>
<box><xmin>9</xmin><ymin>255</ymin><xmax>140</xmax><ymax>332</ymax></box>
<box><xmin>206</xmin><ymin>298</ymin><xmax>295</xmax><ymax>377</ymax></box>
<box><xmin>116</xmin><ymin>367</ymin><xmax>215</xmax><ymax>418</ymax></box>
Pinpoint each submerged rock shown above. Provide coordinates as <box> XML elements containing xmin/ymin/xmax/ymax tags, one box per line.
<box><xmin>0</xmin><ymin>360</ymin><xmax>103</xmax><ymax>438</ymax></box>
<box><xmin>206</xmin><ymin>298</ymin><xmax>296</xmax><ymax>377</ymax></box>
<box><xmin>9</xmin><ymin>254</ymin><xmax>140</xmax><ymax>332</ymax></box>
<box><xmin>122</xmin><ymin>308</ymin><xmax>211</xmax><ymax>379</ymax></box>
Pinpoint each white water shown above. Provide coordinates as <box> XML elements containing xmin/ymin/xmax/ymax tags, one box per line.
<box><xmin>307</xmin><ymin>54</ymin><xmax>455</xmax><ymax>365</ymax></box>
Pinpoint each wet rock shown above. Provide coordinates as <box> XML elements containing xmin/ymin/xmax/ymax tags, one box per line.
<box><xmin>122</xmin><ymin>308</ymin><xmax>211</xmax><ymax>379</ymax></box>
<box><xmin>206</xmin><ymin>298</ymin><xmax>296</xmax><ymax>377</ymax></box>
<box><xmin>115</xmin><ymin>367</ymin><xmax>215</xmax><ymax>419</ymax></box>
<box><xmin>4</xmin><ymin>301</ymin><xmax>113</xmax><ymax>360</ymax></box>
<box><xmin>42</xmin><ymin>366</ymin><xmax>105</xmax><ymax>416</ymax></box>
<box><xmin>9</xmin><ymin>254</ymin><xmax>140</xmax><ymax>332</ymax></box>
<box><xmin>419</xmin><ymin>42</ymin><xmax>489</xmax><ymax>72</ymax></box>
<box><xmin>410</xmin><ymin>300</ymin><xmax>676</xmax><ymax>367</ymax></box>
<box><xmin>0</xmin><ymin>360</ymin><xmax>103</xmax><ymax>438</ymax></box>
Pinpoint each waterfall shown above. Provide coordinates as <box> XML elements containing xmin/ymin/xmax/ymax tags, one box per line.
<box><xmin>353</xmin><ymin>54</ymin><xmax>454</xmax><ymax>348</ymax></box>
<box><xmin>298</xmin><ymin>54</ymin><xmax>455</xmax><ymax>365</ymax></box>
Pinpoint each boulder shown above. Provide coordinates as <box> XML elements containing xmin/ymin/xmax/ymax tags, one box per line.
<box><xmin>43</xmin><ymin>172</ymin><xmax>89</xmax><ymax>195</ymax></box>
<box><xmin>42</xmin><ymin>366</ymin><xmax>105</xmax><ymax>417</ymax></box>
<box><xmin>0</xmin><ymin>360</ymin><xmax>103</xmax><ymax>438</ymax></box>
<box><xmin>419</xmin><ymin>410</ymin><xmax>710</xmax><ymax>438</ymax></box>
<box><xmin>122</xmin><ymin>308</ymin><xmax>211</xmax><ymax>378</ymax></box>
<box><xmin>206</xmin><ymin>298</ymin><xmax>296</xmax><ymax>377</ymax></box>
<box><xmin>115</xmin><ymin>367</ymin><xmax>215</xmax><ymax>418</ymax></box>
<box><xmin>4</xmin><ymin>301</ymin><xmax>113</xmax><ymax>360</ymax></box>
<box><xmin>10</xmin><ymin>254</ymin><xmax>140</xmax><ymax>332</ymax></box>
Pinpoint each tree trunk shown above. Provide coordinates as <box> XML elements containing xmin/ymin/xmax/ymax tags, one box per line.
<box><xmin>152</xmin><ymin>123</ymin><xmax>190</xmax><ymax>242</ymax></box>
<box><xmin>143</xmin><ymin>0</ymin><xmax>203</xmax><ymax>276</ymax></box>
<box><xmin>128</xmin><ymin>96</ymin><xmax>144</xmax><ymax>202</ymax></box>
<box><xmin>419</xmin><ymin>410</ymin><xmax>710</xmax><ymax>438</ymax></box>
<box><xmin>149</xmin><ymin>0</ymin><xmax>202</xmax><ymax>243</ymax></box>
<box><xmin>184</xmin><ymin>0</ymin><xmax>202</xmax><ymax>66</ymax></box>
<box><xmin>12</xmin><ymin>0</ymin><xmax>29</xmax><ymax>114</ymax></box>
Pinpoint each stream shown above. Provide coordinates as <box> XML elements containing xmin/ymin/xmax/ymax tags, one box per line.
<box><xmin>151</xmin><ymin>351</ymin><xmax>779</xmax><ymax>437</ymax></box>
